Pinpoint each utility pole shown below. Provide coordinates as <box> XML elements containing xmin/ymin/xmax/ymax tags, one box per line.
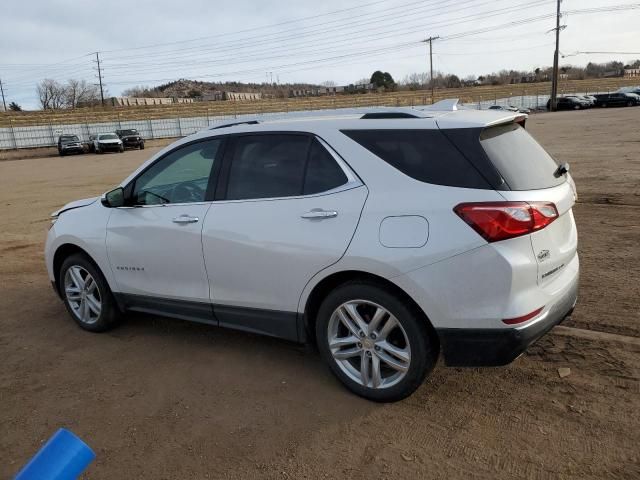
<box><xmin>0</xmin><ymin>78</ymin><xmax>6</xmax><ymax>111</ymax></box>
<box><xmin>424</xmin><ymin>35</ymin><xmax>440</xmax><ymax>104</ymax></box>
<box><xmin>95</xmin><ymin>52</ymin><xmax>105</xmax><ymax>107</ymax></box>
<box><xmin>550</xmin><ymin>0</ymin><xmax>562</xmax><ymax>111</ymax></box>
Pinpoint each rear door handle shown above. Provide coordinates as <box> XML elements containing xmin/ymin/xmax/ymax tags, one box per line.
<box><xmin>301</xmin><ymin>209</ymin><xmax>338</xmax><ymax>219</ymax></box>
<box><xmin>172</xmin><ymin>214</ymin><xmax>199</xmax><ymax>224</ymax></box>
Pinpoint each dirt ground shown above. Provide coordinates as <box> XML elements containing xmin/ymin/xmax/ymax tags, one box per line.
<box><xmin>1</xmin><ymin>108</ymin><xmax>638</xmax><ymax>479</ymax></box>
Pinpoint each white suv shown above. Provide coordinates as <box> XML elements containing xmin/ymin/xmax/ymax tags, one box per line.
<box><xmin>45</xmin><ymin>104</ymin><xmax>579</xmax><ymax>402</ymax></box>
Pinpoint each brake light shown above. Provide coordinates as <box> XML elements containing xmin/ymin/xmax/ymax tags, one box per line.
<box><xmin>454</xmin><ymin>201</ymin><xmax>558</xmax><ymax>242</ymax></box>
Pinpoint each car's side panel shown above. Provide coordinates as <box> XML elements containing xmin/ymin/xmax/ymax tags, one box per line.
<box><xmin>106</xmin><ymin>203</ymin><xmax>213</xmax><ymax>302</ymax></box>
<box><xmin>202</xmin><ymin>185</ymin><xmax>367</xmax><ymax>314</ymax></box>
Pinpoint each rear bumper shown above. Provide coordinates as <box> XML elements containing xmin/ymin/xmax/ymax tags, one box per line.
<box><xmin>436</xmin><ymin>273</ymin><xmax>578</xmax><ymax>367</ymax></box>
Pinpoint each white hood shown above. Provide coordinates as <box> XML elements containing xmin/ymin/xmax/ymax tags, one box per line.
<box><xmin>51</xmin><ymin>197</ymin><xmax>98</xmax><ymax>217</ymax></box>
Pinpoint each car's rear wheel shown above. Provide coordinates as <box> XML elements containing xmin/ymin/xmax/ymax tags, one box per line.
<box><xmin>59</xmin><ymin>254</ymin><xmax>122</xmax><ymax>332</ymax></box>
<box><xmin>140</xmin><ymin>143</ymin><xmax>145</xmax><ymax>150</ymax></box>
<box><xmin>316</xmin><ymin>282</ymin><xmax>437</xmax><ymax>402</ymax></box>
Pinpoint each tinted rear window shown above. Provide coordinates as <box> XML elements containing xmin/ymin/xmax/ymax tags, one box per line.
<box><xmin>341</xmin><ymin>129</ymin><xmax>490</xmax><ymax>189</ymax></box>
<box><xmin>480</xmin><ymin>124</ymin><xmax>564</xmax><ymax>190</ymax></box>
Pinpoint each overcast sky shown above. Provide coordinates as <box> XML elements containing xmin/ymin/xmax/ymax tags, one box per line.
<box><xmin>1</xmin><ymin>0</ymin><xmax>639</xmax><ymax>109</ymax></box>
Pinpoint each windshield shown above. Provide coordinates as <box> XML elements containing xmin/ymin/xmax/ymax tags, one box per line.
<box><xmin>480</xmin><ymin>123</ymin><xmax>565</xmax><ymax>191</ymax></box>
<box><xmin>99</xmin><ymin>134</ymin><xmax>118</xmax><ymax>140</ymax></box>
<box><xmin>60</xmin><ymin>135</ymin><xmax>79</xmax><ymax>142</ymax></box>
<box><xmin>119</xmin><ymin>129</ymin><xmax>138</xmax><ymax>136</ymax></box>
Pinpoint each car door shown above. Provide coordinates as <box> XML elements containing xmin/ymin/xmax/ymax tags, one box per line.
<box><xmin>106</xmin><ymin>138</ymin><xmax>224</xmax><ymax>321</ymax></box>
<box><xmin>201</xmin><ymin>133</ymin><xmax>367</xmax><ymax>340</ymax></box>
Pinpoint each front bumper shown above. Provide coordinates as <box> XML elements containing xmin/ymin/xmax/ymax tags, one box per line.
<box><xmin>122</xmin><ymin>138</ymin><xmax>143</xmax><ymax>147</ymax></box>
<box><xmin>61</xmin><ymin>145</ymin><xmax>84</xmax><ymax>153</ymax></box>
<box><xmin>99</xmin><ymin>143</ymin><xmax>122</xmax><ymax>151</ymax></box>
<box><xmin>436</xmin><ymin>274</ymin><xmax>579</xmax><ymax>367</ymax></box>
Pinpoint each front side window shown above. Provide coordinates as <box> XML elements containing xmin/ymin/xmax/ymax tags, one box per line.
<box><xmin>132</xmin><ymin>139</ymin><xmax>221</xmax><ymax>205</ymax></box>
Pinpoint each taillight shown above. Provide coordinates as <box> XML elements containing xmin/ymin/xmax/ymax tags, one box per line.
<box><xmin>454</xmin><ymin>201</ymin><xmax>558</xmax><ymax>242</ymax></box>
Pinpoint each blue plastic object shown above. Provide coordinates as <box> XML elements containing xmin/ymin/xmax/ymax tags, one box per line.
<box><xmin>14</xmin><ymin>428</ymin><xmax>95</xmax><ymax>480</ymax></box>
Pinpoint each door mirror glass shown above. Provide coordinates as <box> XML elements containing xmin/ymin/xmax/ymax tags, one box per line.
<box><xmin>102</xmin><ymin>187</ymin><xmax>125</xmax><ymax>208</ymax></box>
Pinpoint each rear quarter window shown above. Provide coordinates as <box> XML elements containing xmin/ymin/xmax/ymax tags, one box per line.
<box><xmin>480</xmin><ymin>123</ymin><xmax>564</xmax><ymax>190</ymax></box>
<box><xmin>341</xmin><ymin>129</ymin><xmax>491</xmax><ymax>189</ymax></box>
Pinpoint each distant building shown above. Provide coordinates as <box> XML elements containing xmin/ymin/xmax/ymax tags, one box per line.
<box><xmin>110</xmin><ymin>97</ymin><xmax>194</xmax><ymax>107</ymax></box>
<box><xmin>624</xmin><ymin>68</ymin><xmax>640</xmax><ymax>78</ymax></box>
<box><xmin>223</xmin><ymin>92</ymin><xmax>262</xmax><ymax>101</ymax></box>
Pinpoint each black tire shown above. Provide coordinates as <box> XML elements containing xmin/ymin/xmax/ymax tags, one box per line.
<box><xmin>119</xmin><ymin>145</ymin><xmax>124</xmax><ymax>153</ymax></box>
<box><xmin>96</xmin><ymin>147</ymin><xmax>102</xmax><ymax>154</ymax></box>
<box><xmin>59</xmin><ymin>151</ymin><xmax>65</xmax><ymax>157</ymax></box>
<box><xmin>139</xmin><ymin>142</ymin><xmax>145</xmax><ymax>150</ymax></box>
<box><xmin>315</xmin><ymin>281</ymin><xmax>438</xmax><ymax>402</ymax></box>
<box><xmin>627</xmin><ymin>101</ymin><xmax>633</xmax><ymax>107</ymax></box>
<box><xmin>59</xmin><ymin>253</ymin><xmax>122</xmax><ymax>333</ymax></box>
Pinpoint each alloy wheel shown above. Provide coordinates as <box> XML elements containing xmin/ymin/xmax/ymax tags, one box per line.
<box><xmin>328</xmin><ymin>300</ymin><xmax>411</xmax><ymax>389</ymax></box>
<box><xmin>64</xmin><ymin>266</ymin><xmax>102</xmax><ymax>325</ymax></box>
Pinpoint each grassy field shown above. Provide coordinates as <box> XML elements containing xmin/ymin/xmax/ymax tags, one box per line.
<box><xmin>1</xmin><ymin>77</ymin><xmax>638</xmax><ymax>127</ymax></box>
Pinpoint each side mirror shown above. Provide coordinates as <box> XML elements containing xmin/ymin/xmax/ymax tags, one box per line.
<box><xmin>101</xmin><ymin>187</ymin><xmax>125</xmax><ymax>208</ymax></box>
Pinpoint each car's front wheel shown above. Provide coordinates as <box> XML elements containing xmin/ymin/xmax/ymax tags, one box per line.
<box><xmin>316</xmin><ymin>282</ymin><xmax>437</xmax><ymax>402</ymax></box>
<box><xmin>59</xmin><ymin>254</ymin><xmax>122</xmax><ymax>332</ymax></box>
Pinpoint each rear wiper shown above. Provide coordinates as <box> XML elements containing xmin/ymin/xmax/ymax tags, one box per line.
<box><xmin>554</xmin><ymin>162</ymin><xmax>570</xmax><ymax>178</ymax></box>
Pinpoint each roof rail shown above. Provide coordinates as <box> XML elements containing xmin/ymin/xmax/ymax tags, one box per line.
<box><xmin>420</xmin><ymin>98</ymin><xmax>460</xmax><ymax>111</ymax></box>
<box><xmin>360</xmin><ymin>112</ymin><xmax>420</xmax><ymax>119</ymax></box>
<box><xmin>209</xmin><ymin>120</ymin><xmax>259</xmax><ymax>130</ymax></box>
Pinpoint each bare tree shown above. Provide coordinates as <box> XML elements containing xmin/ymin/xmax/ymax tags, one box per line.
<box><xmin>400</xmin><ymin>72</ymin><xmax>429</xmax><ymax>89</ymax></box>
<box><xmin>65</xmin><ymin>79</ymin><xmax>100</xmax><ymax>108</ymax></box>
<box><xmin>320</xmin><ymin>80</ymin><xmax>337</xmax><ymax>87</ymax></box>
<box><xmin>37</xmin><ymin>79</ymin><xmax>66</xmax><ymax>109</ymax></box>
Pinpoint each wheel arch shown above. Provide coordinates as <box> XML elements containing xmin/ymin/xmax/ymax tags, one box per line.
<box><xmin>302</xmin><ymin>270</ymin><xmax>439</xmax><ymax>349</ymax></box>
<box><xmin>52</xmin><ymin>243</ymin><xmax>108</xmax><ymax>297</ymax></box>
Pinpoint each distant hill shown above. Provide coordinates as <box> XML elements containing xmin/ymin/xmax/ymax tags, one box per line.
<box><xmin>123</xmin><ymin>79</ymin><xmax>322</xmax><ymax>99</ymax></box>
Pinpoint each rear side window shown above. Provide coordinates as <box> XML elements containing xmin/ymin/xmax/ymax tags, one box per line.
<box><xmin>480</xmin><ymin>124</ymin><xmax>564</xmax><ymax>190</ymax></box>
<box><xmin>341</xmin><ymin>129</ymin><xmax>490</xmax><ymax>189</ymax></box>
<box><xmin>303</xmin><ymin>139</ymin><xmax>348</xmax><ymax>195</ymax></box>
<box><xmin>226</xmin><ymin>134</ymin><xmax>309</xmax><ymax>200</ymax></box>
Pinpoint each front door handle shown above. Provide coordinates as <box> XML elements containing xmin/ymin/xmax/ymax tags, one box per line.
<box><xmin>301</xmin><ymin>209</ymin><xmax>338</xmax><ymax>219</ymax></box>
<box><xmin>172</xmin><ymin>214</ymin><xmax>199</xmax><ymax>224</ymax></box>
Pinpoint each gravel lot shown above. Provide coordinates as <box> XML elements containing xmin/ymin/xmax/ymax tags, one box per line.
<box><xmin>1</xmin><ymin>108</ymin><xmax>639</xmax><ymax>479</ymax></box>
